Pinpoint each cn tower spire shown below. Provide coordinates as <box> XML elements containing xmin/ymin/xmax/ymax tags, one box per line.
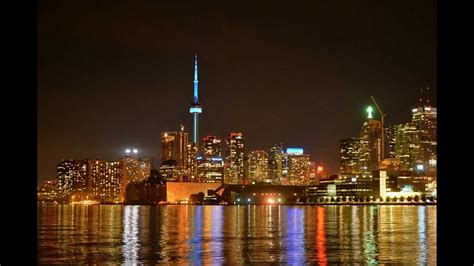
<box><xmin>189</xmin><ymin>54</ymin><xmax>203</xmax><ymax>155</ymax></box>
<box><xmin>194</xmin><ymin>54</ymin><xmax>199</xmax><ymax>104</ymax></box>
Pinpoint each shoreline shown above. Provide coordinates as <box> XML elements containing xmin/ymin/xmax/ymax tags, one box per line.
<box><xmin>38</xmin><ymin>202</ymin><xmax>437</xmax><ymax>206</ymax></box>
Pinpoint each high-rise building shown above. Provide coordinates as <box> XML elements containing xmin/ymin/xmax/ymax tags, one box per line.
<box><xmin>202</xmin><ymin>135</ymin><xmax>222</xmax><ymax>157</ymax></box>
<box><xmin>360</xmin><ymin>118</ymin><xmax>383</xmax><ymax>173</ymax></box>
<box><xmin>121</xmin><ymin>149</ymin><xmax>141</xmax><ymax>201</ymax></box>
<box><xmin>395</xmin><ymin>122</ymin><xmax>420</xmax><ymax>171</ymax></box>
<box><xmin>100</xmin><ymin>161</ymin><xmax>122</xmax><ymax>202</ymax></box>
<box><xmin>57</xmin><ymin>160</ymin><xmax>75</xmax><ymax>197</ymax></box>
<box><xmin>87</xmin><ymin>159</ymin><xmax>107</xmax><ymax>199</ymax></box>
<box><xmin>139</xmin><ymin>157</ymin><xmax>151</xmax><ymax>179</ymax></box>
<box><xmin>411</xmin><ymin>105</ymin><xmax>437</xmax><ymax>173</ymax></box>
<box><xmin>189</xmin><ymin>55</ymin><xmax>203</xmax><ymax>156</ymax></box>
<box><xmin>161</xmin><ymin>126</ymin><xmax>189</xmax><ymax>177</ymax></box>
<box><xmin>248</xmin><ymin>150</ymin><xmax>269</xmax><ymax>183</ymax></box>
<box><xmin>186</xmin><ymin>143</ymin><xmax>198</xmax><ymax>180</ymax></box>
<box><xmin>340</xmin><ymin>137</ymin><xmax>364</xmax><ymax>179</ymax></box>
<box><xmin>385</xmin><ymin>124</ymin><xmax>400</xmax><ymax>159</ymax></box>
<box><xmin>286</xmin><ymin>148</ymin><xmax>310</xmax><ymax>186</ymax></box>
<box><xmin>224</xmin><ymin>132</ymin><xmax>244</xmax><ymax>184</ymax></box>
<box><xmin>268</xmin><ymin>143</ymin><xmax>284</xmax><ymax>184</ymax></box>
<box><xmin>197</xmin><ymin>156</ymin><xmax>224</xmax><ymax>183</ymax></box>
<box><xmin>72</xmin><ymin>160</ymin><xmax>88</xmax><ymax>192</ymax></box>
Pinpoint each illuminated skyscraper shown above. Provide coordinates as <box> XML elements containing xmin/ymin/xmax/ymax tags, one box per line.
<box><xmin>268</xmin><ymin>143</ymin><xmax>284</xmax><ymax>184</ymax></box>
<box><xmin>87</xmin><ymin>159</ymin><xmax>107</xmax><ymax>200</ymax></box>
<box><xmin>224</xmin><ymin>132</ymin><xmax>244</xmax><ymax>184</ymax></box>
<box><xmin>197</xmin><ymin>157</ymin><xmax>224</xmax><ymax>183</ymax></box>
<box><xmin>286</xmin><ymin>148</ymin><xmax>310</xmax><ymax>186</ymax></box>
<box><xmin>186</xmin><ymin>143</ymin><xmax>198</xmax><ymax>180</ymax></box>
<box><xmin>161</xmin><ymin>126</ymin><xmax>189</xmax><ymax>176</ymax></box>
<box><xmin>121</xmin><ymin>149</ymin><xmax>140</xmax><ymax>201</ymax></box>
<box><xmin>385</xmin><ymin>124</ymin><xmax>400</xmax><ymax>158</ymax></box>
<box><xmin>340</xmin><ymin>137</ymin><xmax>364</xmax><ymax>179</ymax></box>
<box><xmin>411</xmin><ymin>105</ymin><xmax>437</xmax><ymax>173</ymax></box>
<box><xmin>189</xmin><ymin>55</ymin><xmax>203</xmax><ymax>155</ymax></box>
<box><xmin>395</xmin><ymin>122</ymin><xmax>420</xmax><ymax>171</ymax></box>
<box><xmin>101</xmin><ymin>161</ymin><xmax>122</xmax><ymax>202</ymax></box>
<box><xmin>248</xmin><ymin>150</ymin><xmax>269</xmax><ymax>183</ymax></box>
<box><xmin>198</xmin><ymin>135</ymin><xmax>224</xmax><ymax>183</ymax></box>
<box><xmin>360</xmin><ymin>116</ymin><xmax>383</xmax><ymax>174</ymax></box>
<box><xmin>72</xmin><ymin>160</ymin><xmax>88</xmax><ymax>192</ymax></box>
<box><xmin>57</xmin><ymin>160</ymin><xmax>75</xmax><ymax>197</ymax></box>
<box><xmin>201</xmin><ymin>135</ymin><xmax>222</xmax><ymax>157</ymax></box>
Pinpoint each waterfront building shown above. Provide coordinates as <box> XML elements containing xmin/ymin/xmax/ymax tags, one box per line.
<box><xmin>57</xmin><ymin>160</ymin><xmax>75</xmax><ymax>197</ymax></box>
<box><xmin>286</xmin><ymin>148</ymin><xmax>310</xmax><ymax>186</ymax></box>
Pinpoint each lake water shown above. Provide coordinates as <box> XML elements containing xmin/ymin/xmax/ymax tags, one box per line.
<box><xmin>38</xmin><ymin>204</ymin><xmax>436</xmax><ymax>264</ymax></box>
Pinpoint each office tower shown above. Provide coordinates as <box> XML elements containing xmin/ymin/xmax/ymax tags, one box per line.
<box><xmin>186</xmin><ymin>143</ymin><xmax>198</xmax><ymax>180</ymax></box>
<box><xmin>340</xmin><ymin>137</ymin><xmax>364</xmax><ymax>179</ymax></box>
<box><xmin>189</xmin><ymin>55</ymin><xmax>203</xmax><ymax>156</ymax></box>
<box><xmin>224</xmin><ymin>132</ymin><xmax>244</xmax><ymax>184</ymax></box>
<box><xmin>72</xmin><ymin>160</ymin><xmax>88</xmax><ymax>192</ymax></box>
<box><xmin>202</xmin><ymin>135</ymin><xmax>222</xmax><ymax>157</ymax></box>
<box><xmin>101</xmin><ymin>161</ymin><xmax>122</xmax><ymax>202</ymax></box>
<box><xmin>268</xmin><ymin>143</ymin><xmax>284</xmax><ymax>184</ymax></box>
<box><xmin>395</xmin><ymin>122</ymin><xmax>420</xmax><ymax>171</ymax></box>
<box><xmin>159</xmin><ymin>159</ymin><xmax>178</xmax><ymax>181</ymax></box>
<box><xmin>161</xmin><ymin>125</ymin><xmax>189</xmax><ymax>175</ymax></box>
<box><xmin>139</xmin><ymin>157</ymin><xmax>151</xmax><ymax>180</ymax></box>
<box><xmin>411</xmin><ymin>105</ymin><xmax>437</xmax><ymax>173</ymax></box>
<box><xmin>121</xmin><ymin>149</ymin><xmax>141</xmax><ymax>201</ymax></box>
<box><xmin>385</xmin><ymin>124</ymin><xmax>400</xmax><ymax>159</ymax></box>
<box><xmin>286</xmin><ymin>148</ymin><xmax>310</xmax><ymax>185</ymax></box>
<box><xmin>197</xmin><ymin>157</ymin><xmax>224</xmax><ymax>183</ymax></box>
<box><xmin>248</xmin><ymin>150</ymin><xmax>269</xmax><ymax>183</ymax></box>
<box><xmin>87</xmin><ymin>159</ymin><xmax>107</xmax><ymax>199</ymax></box>
<box><xmin>360</xmin><ymin>117</ymin><xmax>383</xmax><ymax>173</ymax></box>
<box><xmin>198</xmin><ymin>135</ymin><xmax>224</xmax><ymax>183</ymax></box>
<box><xmin>57</xmin><ymin>160</ymin><xmax>75</xmax><ymax>197</ymax></box>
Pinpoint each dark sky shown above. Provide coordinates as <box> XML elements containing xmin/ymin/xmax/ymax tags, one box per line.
<box><xmin>38</xmin><ymin>1</ymin><xmax>436</xmax><ymax>182</ymax></box>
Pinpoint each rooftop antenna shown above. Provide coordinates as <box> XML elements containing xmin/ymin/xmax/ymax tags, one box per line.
<box><xmin>426</xmin><ymin>86</ymin><xmax>430</xmax><ymax>106</ymax></box>
<box><xmin>419</xmin><ymin>87</ymin><xmax>423</xmax><ymax>105</ymax></box>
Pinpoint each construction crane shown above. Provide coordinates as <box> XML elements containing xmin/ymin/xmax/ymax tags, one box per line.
<box><xmin>371</xmin><ymin>96</ymin><xmax>386</xmax><ymax>161</ymax></box>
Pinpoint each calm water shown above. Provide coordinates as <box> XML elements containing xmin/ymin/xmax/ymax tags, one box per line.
<box><xmin>38</xmin><ymin>204</ymin><xmax>436</xmax><ymax>264</ymax></box>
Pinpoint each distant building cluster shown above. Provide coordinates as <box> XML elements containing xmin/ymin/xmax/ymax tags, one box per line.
<box><xmin>38</xmin><ymin>55</ymin><xmax>436</xmax><ymax>204</ymax></box>
<box><xmin>158</xmin><ymin>127</ymin><xmax>321</xmax><ymax>186</ymax></box>
<box><xmin>38</xmin><ymin>151</ymin><xmax>154</xmax><ymax>203</ymax></box>
<box><xmin>308</xmin><ymin>92</ymin><xmax>437</xmax><ymax>200</ymax></box>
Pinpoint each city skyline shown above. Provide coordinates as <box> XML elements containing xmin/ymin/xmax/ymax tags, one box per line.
<box><xmin>38</xmin><ymin>1</ymin><xmax>436</xmax><ymax>182</ymax></box>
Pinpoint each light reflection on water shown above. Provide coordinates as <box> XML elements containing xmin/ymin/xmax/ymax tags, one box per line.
<box><xmin>38</xmin><ymin>205</ymin><xmax>436</xmax><ymax>264</ymax></box>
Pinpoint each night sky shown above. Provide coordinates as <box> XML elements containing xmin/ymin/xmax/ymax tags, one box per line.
<box><xmin>38</xmin><ymin>1</ymin><xmax>436</xmax><ymax>182</ymax></box>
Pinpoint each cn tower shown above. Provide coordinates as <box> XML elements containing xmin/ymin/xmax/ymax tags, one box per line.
<box><xmin>189</xmin><ymin>54</ymin><xmax>202</xmax><ymax>155</ymax></box>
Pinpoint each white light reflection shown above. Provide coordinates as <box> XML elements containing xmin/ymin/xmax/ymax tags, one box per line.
<box><xmin>418</xmin><ymin>206</ymin><xmax>427</xmax><ymax>263</ymax></box>
<box><xmin>122</xmin><ymin>206</ymin><xmax>140</xmax><ymax>263</ymax></box>
<box><xmin>211</xmin><ymin>206</ymin><xmax>224</xmax><ymax>265</ymax></box>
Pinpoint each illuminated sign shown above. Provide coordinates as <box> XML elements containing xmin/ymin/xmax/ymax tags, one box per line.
<box><xmin>429</xmin><ymin>159</ymin><xmax>436</xmax><ymax>165</ymax></box>
<box><xmin>366</xmin><ymin>106</ymin><xmax>373</xmax><ymax>119</ymax></box>
<box><xmin>286</xmin><ymin>148</ymin><xmax>303</xmax><ymax>155</ymax></box>
<box><xmin>189</xmin><ymin>107</ymin><xmax>202</xmax><ymax>113</ymax></box>
<box><xmin>417</xmin><ymin>164</ymin><xmax>424</xmax><ymax>171</ymax></box>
